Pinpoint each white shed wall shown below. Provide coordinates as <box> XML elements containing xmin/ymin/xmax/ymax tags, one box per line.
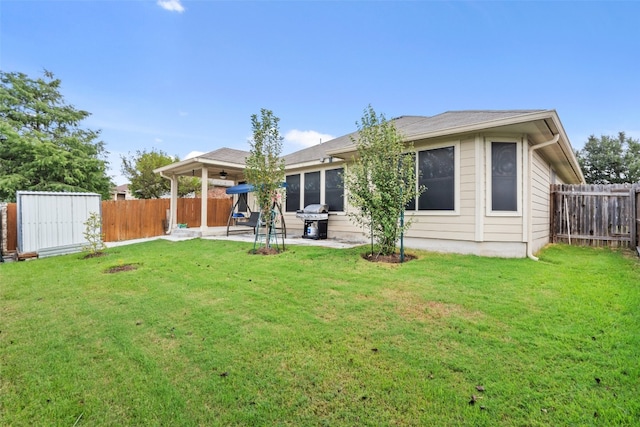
<box><xmin>17</xmin><ymin>191</ymin><xmax>101</xmax><ymax>255</ymax></box>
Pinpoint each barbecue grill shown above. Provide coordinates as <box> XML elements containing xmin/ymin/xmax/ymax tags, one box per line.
<box><xmin>296</xmin><ymin>204</ymin><xmax>328</xmax><ymax>239</ymax></box>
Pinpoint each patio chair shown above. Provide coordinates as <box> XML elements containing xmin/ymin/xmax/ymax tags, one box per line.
<box><xmin>236</xmin><ymin>211</ymin><xmax>261</xmax><ymax>234</ymax></box>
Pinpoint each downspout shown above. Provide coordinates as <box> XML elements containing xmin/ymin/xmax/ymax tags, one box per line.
<box><xmin>159</xmin><ymin>171</ymin><xmax>174</xmax><ymax>234</ymax></box>
<box><xmin>527</xmin><ymin>133</ymin><xmax>560</xmax><ymax>260</ymax></box>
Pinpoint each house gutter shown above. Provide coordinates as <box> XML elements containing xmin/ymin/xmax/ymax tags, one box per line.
<box><xmin>527</xmin><ymin>133</ymin><xmax>560</xmax><ymax>260</ymax></box>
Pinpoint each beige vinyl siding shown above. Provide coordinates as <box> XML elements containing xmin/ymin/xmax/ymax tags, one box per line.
<box><xmin>482</xmin><ymin>135</ymin><xmax>524</xmax><ymax>242</ymax></box>
<box><xmin>530</xmin><ymin>150</ymin><xmax>552</xmax><ymax>252</ymax></box>
<box><xmin>459</xmin><ymin>138</ymin><xmax>477</xmax><ymax>215</ymax></box>
<box><xmin>483</xmin><ymin>217</ymin><xmax>524</xmax><ymax>241</ymax></box>
<box><xmin>406</xmin><ymin>138</ymin><xmax>476</xmax><ymax>241</ymax></box>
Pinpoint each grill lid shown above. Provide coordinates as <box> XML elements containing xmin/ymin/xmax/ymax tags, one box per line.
<box><xmin>302</xmin><ymin>204</ymin><xmax>328</xmax><ymax>213</ymax></box>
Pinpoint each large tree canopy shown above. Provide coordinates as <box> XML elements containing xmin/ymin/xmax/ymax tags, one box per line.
<box><xmin>576</xmin><ymin>132</ymin><xmax>640</xmax><ymax>184</ymax></box>
<box><xmin>121</xmin><ymin>148</ymin><xmax>200</xmax><ymax>199</ymax></box>
<box><xmin>0</xmin><ymin>70</ymin><xmax>113</xmax><ymax>202</ymax></box>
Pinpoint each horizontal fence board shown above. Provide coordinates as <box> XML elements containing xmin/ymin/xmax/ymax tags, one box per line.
<box><xmin>554</xmin><ymin>233</ymin><xmax>631</xmax><ymax>242</ymax></box>
<box><xmin>551</xmin><ymin>184</ymin><xmax>638</xmax><ymax>249</ymax></box>
<box><xmin>553</xmin><ymin>191</ymin><xmax>630</xmax><ymax>197</ymax></box>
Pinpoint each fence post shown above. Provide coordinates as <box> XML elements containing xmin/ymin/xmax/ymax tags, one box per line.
<box><xmin>0</xmin><ymin>203</ymin><xmax>6</xmax><ymax>256</ymax></box>
<box><xmin>632</xmin><ymin>184</ymin><xmax>638</xmax><ymax>248</ymax></box>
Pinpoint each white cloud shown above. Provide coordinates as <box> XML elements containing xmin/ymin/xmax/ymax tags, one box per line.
<box><xmin>154</xmin><ymin>138</ymin><xmax>163</xmax><ymax>143</ymax></box>
<box><xmin>179</xmin><ymin>111</ymin><xmax>188</xmax><ymax>117</ymax></box>
<box><xmin>157</xmin><ymin>0</ymin><xmax>185</xmax><ymax>13</ymax></box>
<box><xmin>285</xmin><ymin>129</ymin><xmax>335</xmax><ymax>148</ymax></box>
<box><xmin>184</xmin><ymin>150</ymin><xmax>205</xmax><ymax>160</ymax></box>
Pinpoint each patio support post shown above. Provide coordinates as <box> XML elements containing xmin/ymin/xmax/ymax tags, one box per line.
<box><xmin>200</xmin><ymin>166</ymin><xmax>208</xmax><ymax>231</ymax></box>
<box><xmin>170</xmin><ymin>174</ymin><xmax>178</xmax><ymax>232</ymax></box>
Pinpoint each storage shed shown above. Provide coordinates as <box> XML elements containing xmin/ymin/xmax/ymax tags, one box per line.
<box><xmin>17</xmin><ymin>191</ymin><xmax>102</xmax><ymax>258</ymax></box>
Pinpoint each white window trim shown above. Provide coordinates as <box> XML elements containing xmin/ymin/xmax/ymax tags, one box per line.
<box><xmin>411</xmin><ymin>140</ymin><xmax>460</xmax><ymax>216</ymax></box>
<box><xmin>485</xmin><ymin>138</ymin><xmax>522</xmax><ymax>217</ymax></box>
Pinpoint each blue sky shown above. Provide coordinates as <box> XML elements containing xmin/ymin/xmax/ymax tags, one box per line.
<box><xmin>1</xmin><ymin>0</ymin><xmax>639</xmax><ymax>185</ymax></box>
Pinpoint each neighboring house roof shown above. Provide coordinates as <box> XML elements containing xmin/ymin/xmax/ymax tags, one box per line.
<box><xmin>115</xmin><ymin>184</ymin><xmax>129</xmax><ymax>193</ymax></box>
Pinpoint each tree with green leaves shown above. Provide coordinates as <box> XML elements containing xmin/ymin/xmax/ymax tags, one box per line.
<box><xmin>0</xmin><ymin>70</ymin><xmax>113</xmax><ymax>202</ymax></box>
<box><xmin>121</xmin><ymin>148</ymin><xmax>200</xmax><ymax>199</ymax></box>
<box><xmin>244</xmin><ymin>108</ymin><xmax>285</xmax><ymax>249</ymax></box>
<box><xmin>576</xmin><ymin>132</ymin><xmax>640</xmax><ymax>184</ymax></box>
<box><xmin>345</xmin><ymin>105</ymin><xmax>423</xmax><ymax>256</ymax></box>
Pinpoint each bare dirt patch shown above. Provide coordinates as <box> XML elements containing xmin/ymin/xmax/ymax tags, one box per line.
<box><xmin>104</xmin><ymin>264</ymin><xmax>138</xmax><ymax>274</ymax></box>
<box><xmin>381</xmin><ymin>289</ymin><xmax>481</xmax><ymax>322</ymax></box>
<box><xmin>83</xmin><ymin>252</ymin><xmax>108</xmax><ymax>260</ymax></box>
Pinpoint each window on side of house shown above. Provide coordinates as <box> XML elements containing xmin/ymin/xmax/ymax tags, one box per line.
<box><xmin>285</xmin><ymin>174</ymin><xmax>300</xmax><ymax>212</ymax></box>
<box><xmin>491</xmin><ymin>142</ymin><xmax>517</xmax><ymax>211</ymax></box>
<box><xmin>304</xmin><ymin>171</ymin><xmax>321</xmax><ymax>207</ymax></box>
<box><xmin>417</xmin><ymin>146</ymin><xmax>455</xmax><ymax>211</ymax></box>
<box><xmin>324</xmin><ymin>167</ymin><xmax>344</xmax><ymax>212</ymax></box>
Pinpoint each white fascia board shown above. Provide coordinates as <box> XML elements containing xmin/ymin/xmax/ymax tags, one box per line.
<box><xmin>545</xmin><ymin>111</ymin><xmax>585</xmax><ymax>183</ymax></box>
<box><xmin>285</xmin><ymin>158</ymin><xmax>345</xmax><ymax>172</ymax></box>
<box><xmin>408</xmin><ymin>110</ymin><xmax>557</xmax><ymax>142</ymax></box>
<box><xmin>154</xmin><ymin>157</ymin><xmax>245</xmax><ymax>175</ymax></box>
<box><xmin>153</xmin><ymin>158</ymin><xmax>200</xmax><ymax>174</ymax></box>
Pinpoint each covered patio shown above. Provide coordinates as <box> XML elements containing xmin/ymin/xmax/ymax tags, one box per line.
<box><xmin>153</xmin><ymin>148</ymin><xmax>251</xmax><ymax>233</ymax></box>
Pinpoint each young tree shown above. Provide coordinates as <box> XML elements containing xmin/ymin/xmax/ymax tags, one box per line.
<box><xmin>244</xmin><ymin>108</ymin><xmax>285</xmax><ymax>248</ymax></box>
<box><xmin>576</xmin><ymin>132</ymin><xmax>640</xmax><ymax>184</ymax></box>
<box><xmin>121</xmin><ymin>149</ymin><xmax>199</xmax><ymax>198</ymax></box>
<box><xmin>345</xmin><ymin>105</ymin><xmax>422</xmax><ymax>256</ymax></box>
<box><xmin>0</xmin><ymin>70</ymin><xmax>113</xmax><ymax>202</ymax></box>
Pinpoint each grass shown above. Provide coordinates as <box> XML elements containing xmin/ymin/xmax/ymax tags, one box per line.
<box><xmin>1</xmin><ymin>240</ymin><xmax>639</xmax><ymax>426</ymax></box>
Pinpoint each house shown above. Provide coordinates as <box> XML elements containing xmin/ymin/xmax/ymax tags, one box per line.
<box><xmin>111</xmin><ymin>184</ymin><xmax>135</xmax><ymax>201</ymax></box>
<box><xmin>154</xmin><ymin>110</ymin><xmax>584</xmax><ymax>258</ymax></box>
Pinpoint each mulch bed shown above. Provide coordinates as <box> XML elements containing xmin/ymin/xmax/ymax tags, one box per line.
<box><xmin>249</xmin><ymin>247</ymin><xmax>282</xmax><ymax>255</ymax></box>
<box><xmin>362</xmin><ymin>252</ymin><xmax>416</xmax><ymax>263</ymax></box>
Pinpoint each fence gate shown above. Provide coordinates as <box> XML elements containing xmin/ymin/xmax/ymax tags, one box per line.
<box><xmin>550</xmin><ymin>184</ymin><xmax>638</xmax><ymax>249</ymax></box>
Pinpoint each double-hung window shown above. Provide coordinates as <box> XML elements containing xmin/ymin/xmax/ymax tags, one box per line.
<box><xmin>415</xmin><ymin>145</ymin><xmax>457</xmax><ymax>212</ymax></box>
<box><xmin>285</xmin><ymin>174</ymin><xmax>300</xmax><ymax>212</ymax></box>
<box><xmin>324</xmin><ymin>168</ymin><xmax>344</xmax><ymax>212</ymax></box>
<box><xmin>488</xmin><ymin>141</ymin><xmax>520</xmax><ymax>214</ymax></box>
<box><xmin>304</xmin><ymin>171</ymin><xmax>321</xmax><ymax>206</ymax></box>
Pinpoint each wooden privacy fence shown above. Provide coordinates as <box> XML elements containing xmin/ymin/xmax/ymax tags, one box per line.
<box><xmin>1</xmin><ymin>203</ymin><xmax>18</xmax><ymax>254</ymax></box>
<box><xmin>102</xmin><ymin>198</ymin><xmax>232</xmax><ymax>242</ymax></box>
<box><xmin>550</xmin><ymin>184</ymin><xmax>639</xmax><ymax>249</ymax></box>
<box><xmin>2</xmin><ymin>198</ymin><xmax>233</xmax><ymax>251</ymax></box>
<box><xmin>637</xmin><ymin>187</ymin><xmax>640</xmax><ymax>249</ymax></box>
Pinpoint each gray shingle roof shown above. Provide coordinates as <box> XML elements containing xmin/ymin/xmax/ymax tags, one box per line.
<box><xmin>199</xmin><ymin>147</ymin><xmax>250</xmax><ymax>165</ymax></box>
<box><xmin>283</xmin><ymin>110</ymin><xmax>546</xmax><ymax>166</ymax></box>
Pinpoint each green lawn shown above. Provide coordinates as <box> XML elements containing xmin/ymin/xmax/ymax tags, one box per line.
<box><xmin>1</xmin><ymin>240</ymin><xmax>639</xmax><ymax>426</ymax></box>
